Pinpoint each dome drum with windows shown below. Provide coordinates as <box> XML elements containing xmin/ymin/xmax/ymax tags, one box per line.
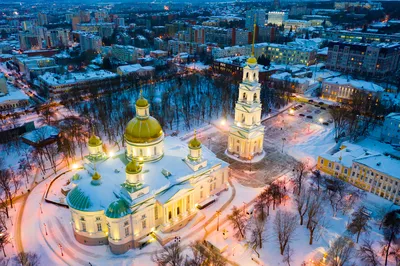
<box><xmin>125</xmin><ymin>91</ymin><xmax>164</xmax><ymax>163</ymax></box>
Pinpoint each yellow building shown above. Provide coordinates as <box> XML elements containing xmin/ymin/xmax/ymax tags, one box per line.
<box><xmin>66</xmin><ymin>94</ymin><xmax>229</xmax><ymax>254</ymax></box>
<box><xmin>317</xmin><ymin>142</ymin><xmax>400</xmax><ymax>204</ymax></box>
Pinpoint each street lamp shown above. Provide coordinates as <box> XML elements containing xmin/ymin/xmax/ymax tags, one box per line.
<box><xmin>108</xmin><ymin>151</ymin><xmax>114</xmax><ymax>157</ymax></box>
<box><xmin>58</xmin><ymin>243</ymin><xmax>63</xmax><ymax>256</ymax></box>
<box><xmin>216</xmin><ymin>211</ymin><xmax>221</xmax><ymax>231</ymax></box>
<box><xmin>220</xmin><ymin>119</ymin><xmax>226</xmax><ymax>126</ymax></box>
<box><xmin>319</xmin><ymin>118</ymin><xmax>323</xmax><ymax>124</ymax></box>
<box><xmin>44</xmin><ymin>223</ymin><xmax>48</xmax><ymax>236</ymax></box>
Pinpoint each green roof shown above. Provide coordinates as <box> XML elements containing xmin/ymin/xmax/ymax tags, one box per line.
<box><xmin>67</xmin><ymin>187</ymin><xmax>92</xmax><ymax>211</ymax></box>
<box><xmin>105</xmin><ymin>199</ymin><xmax>131</xmax><ymax>219</ymax></box>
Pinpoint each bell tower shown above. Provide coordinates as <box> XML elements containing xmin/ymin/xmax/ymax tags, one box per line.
<box><xmin>227</xmin><ymin>18</ymin><xmax>265</xmax><ymax>161</ymax></box>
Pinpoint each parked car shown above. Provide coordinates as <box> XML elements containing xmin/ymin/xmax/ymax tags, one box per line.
<box><xmin>308</xmin><ymin>99</ymin><xmax>314</xmax><ymax>103</ymax></box>
<box><xmin>306</xmin><ymin>115</ymin><xmax>313</xmax><ymax>119</ymax></box>
<box><xmin>320</xmin><ymin>107</ymin><xmax>326</xmax><ymax>110</ymax></box>
<box><xmin>315</xmin><ymin>105</ymin><xmax>320</xmax><ymax>108</ymax></box>
<box><xmin>318</xmin><ymin>102</ymin><xmax>324</xmax><ymax>105</ymax></box>
<box><xmin>323</xmin><ymin>122</ymin><xmax>329</xmax><ymax>126</ymax></box>
<box><xmin>299</xmin><ymin>114</ymin><xmax>305</xmax><ymax>117</ymax></box>
<box><xmin>314</xmin><ymin>110</ymin><xmax>321</xmax><ymax>114</ymax></box>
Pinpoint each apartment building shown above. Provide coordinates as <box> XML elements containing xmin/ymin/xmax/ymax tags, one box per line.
<box><xmin>245</xmin><ymin>9</ymin><xmax>266</xmax><ymax>29</ymax></box>
<box><xmin>18</xmin><ymin>32</ymin><xmax>42</xmax><ymax>50</ymax></box>
<box><xmin>46</xmin><ymin>28</ymin><xmax>70</xmax><ymax>48</ymax></box>
<box><xmin>321</xmin><ymin>77</ymin><xmax>384</xmax><ymax>103</ymax></box>
<box><xmin>211</xmin><ymin>45</ymin><xmax>251</xmax><ymax>59</ymax></box>
<box><xmin>255</xmin><ymin>43</ymin><xmax>317</xmax><ymax>65</ymax></box>
<box><xmin>324</xmin><ymin>30</ymin><xmax>400</xmax><ymax>44</ymax></box>
<box><xmin>188</xmin><ymin>26</ymin><xmax>251</xmax><ymax>46</ymax></box>
<box><xmin>326</xmin><ymin>41</ymin><xmax>400</xmax><ymax>77</ymax></box>
<box><xmin>317</xmin><ymin>142</ymin><xmax>400</xmax><ymax>204</ymax></box>
<box><xmin>267</xmin><ymin>12</ymin><xmax>288</xmax><ymax>26</ymax></box>
<box><xmin>79</xmin><ymin>33</ymin><xmax>102</xmax><ymax>52</ymax></box>
<box><xmin>167</xmin><ymin>40</ymin><xmax>205</xmax><ymax>55</ymax></box>
<box><xmin>283</xmin><ymin>20</ymin><xmax>311</xmax><ymax>31</ymax></box>
<box><xmin>110</xmin><ymin>45</ymin><xmax>144</xmax><ymax>63</ymax></box>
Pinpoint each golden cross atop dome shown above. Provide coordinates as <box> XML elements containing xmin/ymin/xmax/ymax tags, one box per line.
<box><xmin>252</xmin><ymin>14</ymin><xmax>256</xmax><ymax>57</ymax></box>
<box><xmin>139</xmin><ymin>89</ymin><xmax>143</xmax><ymax>98</ymax></box>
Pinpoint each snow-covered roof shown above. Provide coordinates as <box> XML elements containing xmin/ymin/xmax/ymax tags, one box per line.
<box><xmin>38</xmin><ymin>70</ymin><xmax>118</xmax><ymax>86</ymax></box>
<box><xmin>354</xmin><ymin>155</ymin><xmax>400</xmax><ymax>179</ymax></box>
<box><xmin>67</xmin><ymin>136</ymin><xmax>228</xmax><ymax>213</ymax></box>
<box><xmin>323</xmin><ymin>77</ymin><xmax>384</xmax><ymax>93</ymax></box>
<box><xmin>386</xmin><ymin>113</ymin><xmax>400</xmax><ymax>121</ymax></box>
<box><xmin>117</xmin><ymin>64</ymin><xmax>155</xmax><ymax>74</ymax></box>
<box><xmin>22</xmin><ymin>125</ymin><xmax>59</xmax><ymax>144</ymax></box>
<box><xmin>0</xmin><ymin>85</ymin><xmax>29</xmax><ymax>103</ymax></box>
<box><xmin>321</xmin><ymin>142</ymin><xmax>380</xmax><ymax>168</ymax></box>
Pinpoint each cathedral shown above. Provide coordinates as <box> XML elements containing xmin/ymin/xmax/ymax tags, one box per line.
<box><xmin>66</xmin><ymin>93</ymin><xmax>229</xmax><ymax>254</ymax></box>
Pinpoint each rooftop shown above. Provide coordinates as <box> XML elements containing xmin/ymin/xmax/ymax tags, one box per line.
<box><xmin>38</xmin><ymin>70</ymin><xmax>118</xmax><ymax>86</ymax></box>
<box><xmin>323</xmin><ymin>77</ymin><xmax>385</xmax><ymax>93</ymax></box>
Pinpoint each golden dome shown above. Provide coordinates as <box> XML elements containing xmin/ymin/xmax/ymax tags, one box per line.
<box><xmin>188</xmin><ymin>130</ymin><xmax>202</xmax><ymax>149</ymax></box>
<box><xmin>126</xmin><ymin>160</ymin><xmax>142</xmax><ymax>174</ymax></box>
<box><xmin>247</xmin><ymin>56</ymin><xmax>257</xmax><ymax>65</ymax></box>
<box><xmin>136</xmin><ymin>97</ymin><xmax>148</xmax><ymax>107</ymax></box>
<box><xmin>88</xmin><ymin>134</ymin><xmax>102</xmax><ymax>147</ymax></box>
<box><xmin>125</xmin><ymin>117</ymin><xmax>163</xmax><ymax>143</ymax></box>
<box><xmin>92</xmin><ymin>171</ymin><xmax>101</xmax><ymax>180</ymax></box>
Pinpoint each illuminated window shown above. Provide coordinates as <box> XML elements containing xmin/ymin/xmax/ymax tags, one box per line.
<box><xmin>97</xmin><ymin>223</ymin><xmax>102</xmax><ymax>232</ymax></box>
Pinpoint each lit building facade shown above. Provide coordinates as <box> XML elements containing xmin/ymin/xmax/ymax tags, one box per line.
<box><xmin>66</xmin><ymin>95</ymin><xmax>229</xmax><ymax>254</ymax></box>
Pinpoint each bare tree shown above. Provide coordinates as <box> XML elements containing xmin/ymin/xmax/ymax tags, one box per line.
<box><xmin>329</xmin><ymin>106</ymin><xmax>350</xmax><ymax>141</ymax></box>
<box><xmin>282</xmin><ymin>244</ymin><xmax>293</xmax><ymax>266</ymax></box>
<box><xmin>0</xmin><ymin>226</ymin><xmax>9</xmax><ymax>257</ymax></box>
<box><xmin>228</xmin><ymin>206</ymin><xmax>248</xmax><ymax>240</ymax></box>
<box><xmin>294</xmin><ymin>187</ymin><xmax>309</xmax><ymax>226</ymax></box>
<box><xmin>254</xmin><ymin>189</ymin><xmax>269</xmax><ymax>222</ymax></box>
<box><xmin>14</xmin><ymin>252</ymin><xmax>41</xmax><ymax>266</ymax></box>
<box><xmin>382</xmin><ymin>210</ymin><xmax>400</xmax><ymax>266</ymax></box>
<box><xmin>306</xmin><ymin>191</ymin><xmax>325</xmax><ymax>245</ymax></box>
<box><xmin>291</xmin><ymin>161</ymin><xmax>307</xmax><ymax>196</ymax></box>
<box><xmin>311</xmin><ymin>170</ymin><xmax>322</xmax><ymax>192</ymax></box>
<box><xmin>326</xmin><ymin>236</ymin><xmax>355</xmax><ymax>266</ymax></box>
<box><xmin>347</xmin><ymin>206</ymin><xmax>371</xmax><ymax>243</ymax></box>
<box><xmin>186</xmin><ymin>241</ymin><xmax>227</xmax><ymax>266</ymax></box>
<box><xmin>152</xmin><ymin>241</ymin><xmax>184</xmax><ymax>266</ymax></box>
<box><xmin>249</xmin><ymin>216</ymin><xmax>266</xmax><ymax>255</ymax></box>
<box><xmin>389</xmin><ymin>244</ymin><xmax>400</xmax><ymax>266</ymax></box>
<box><xmin>357</xmin><ymin>239</ymin><xmax>381</xmax><ymax>266</ymax></box>
<box><xmin>273</xmin><ymin>210</ymin><xmax>297</xmax><ymax>255</ymax></box>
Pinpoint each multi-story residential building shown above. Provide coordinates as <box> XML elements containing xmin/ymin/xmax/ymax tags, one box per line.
<box><xmin>321</xmin><ymin>77</ymin><xmax>384</xmax><ymax>103</ymax></box>
<box><xmin>326</xmin><ymin>41</ymin><xmax>400</xmax><ymax>77</ymax></box>
<box><xmin>317</xmin><ymin>142</ymin><xmax>400</xmax><ymax>204</ymax></box>
<box><xmin>267</xmin><ymin>12</ymin><xmax>288</xmax><ymax>26</ymax></box>
<box><xmin>18</xmin><ymin>32</ymin><xmax>42</xmax><ymax>50</ymax></box>
<box><xmin>167</xmin><ymin>40</ymin><xmax>205</xmax><ymax>55</ymax></box>
<box><xmin>381</xmin><ymin>113</ymin><xmax>400</xmax><ymax>144</ymax></box>
<box><xmin>212</xmin><ymin>45</ymin><xmax>251</xmax><ymax>59</ymax></box>
<box><xmin>110</xmin><ymin>45</ymin><xmax>144</xmax><ymax>63</ymax></box>
<box><xmin>188</xmin><ymin>26</ymin><xmax>251</xmax><ymax>46</ymax></box>
<box><xmin>255</xmin><ymin>43</ymin><xmax>317</xmax><ymax>65</ymax></box>
<box><xmin>46</xmin><ymin>28</ymin><xmax>70</xmax><ymax>48</ymax></box>
<box><xmin>245</xmin><ymin>9</ymin><xmax>266</xmax><ymax>30</ymax></box>
<box><xmin>258</xmin><ymin>26</ymin><xmax>280</xmax><ymax>43</ymax></box>
<box><xmin>72</xmin><ymin>16</ymin><xmax>81</xmax><ymax>31</ymax></box>
<box><xmin>154</xmin><ymin>37</ymin><xmax>167</xmax><ymax>51</ymax></box>
<box><xmin>37</xmin><ymin>70</ymin><xmax>119</xmax><ymax>99</ymax></box>
<box><xmin>165</xmin><ymin>21</ymin><xmax>188</xmax><ymax>36</ymax></box>
<box><xmin>324</xmin><ymin>30</ymin><xmax>400</xmax><ymax>43</ymax></box>
<box><xmin>76</xmin><ymin>23</ymin><xmax>114</xmax><ymax>38</ymax></box>
<box><xmin>37</xmin><ymin>12</ymin><xmax>48</xmax><ymax>26</ymax></box>
<box><xmin>116</xmin><ymin>18</ymin><xmax>125</xmax><ymax>27</ymax></box>
<box><xmin>334</xmin><ymin>1</ymin><xmax>382</xmax><ymax>10</ymax></box>
<box><xmin>80</xmin><ymin>33</ymin><xmax>102</xmax><ymax>52</ymax></box>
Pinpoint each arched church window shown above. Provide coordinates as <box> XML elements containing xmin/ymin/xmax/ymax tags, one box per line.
<box><xmin>241</xmin><ymin>114</ymin><xmax>245</xmax><ymax>123</ymax></box>
<box><xmin>253</xmin><ymin>73</ymin><xmax>256</xmax><ymax>80</ymax></box>
<box><xmin>243</xmin><ymin>92</ymin><xmax>247</xmax><ymax>101</ymax></box>
<box><xmin>246</xmin><ymin>72</ymin><xmax>249</xmax><ymax>79</ymax></box>
<box><xmin>140</xmin><ymin>149</ymin><xmax>143</xmax><ymax>156</ymax></box>
<box><xmin>253</xmin><ymin>93</ymin><xmax>257</xmax><ymax>102</ymax></box>
<box><xmin>154</xmin><ymin>146</ymin><xmax>157</xmax><ymax>155</ymax></box>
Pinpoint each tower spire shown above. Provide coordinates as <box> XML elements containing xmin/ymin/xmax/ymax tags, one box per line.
<box><xmin>252</xmin><ymin>14</ymin><xmax>256</xmax><ymax>57</ymax></box>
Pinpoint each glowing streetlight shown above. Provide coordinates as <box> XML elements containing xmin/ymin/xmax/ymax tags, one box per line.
<box><xmin>220</xmin><ymin>119</ymin><xmax>226</xmax><ymax>126</ymax></box>
<box><xmin>71</xmin><ymin>163</ymin><xmax>78</xmax><ymax>170</ymax></box>
<box><xmin>289</xmin><ymin>109</ymin><xmax>294</xmax><ymax>115</ymax></box>
<box><xmin>319</xmin><ymin>118</ymin><xmax>323</xmax><ymax>124</ymax></box>
<box><xmin>237</xmin><ymin>122</ymin><xmax>241</xmax><ymax>127</ymax></box>
<box><xmin>108</xmin><ymin>151</ymin><xmax>114</xmax><ymax>157</ymax></box>
<box><xmin>216</xmin><ymin>210</ymin><xmax>221</xmax><ymax>231</ymax></box>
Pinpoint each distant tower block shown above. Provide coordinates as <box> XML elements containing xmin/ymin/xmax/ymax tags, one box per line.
<box><xmin>227</xmin><ymin>20</ymin><xmax>265</xmax><ymax>162</ymax></box>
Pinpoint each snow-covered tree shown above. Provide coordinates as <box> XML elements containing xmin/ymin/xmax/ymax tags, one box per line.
<box><xmin>152</xmin><ymin>241</ymin><xmax>184</xmax><ymax>266</ymax></box>
<box><xmin>357</xmin><ymin>239</ymin><xmax>381</xmax><ymax>266</ymax></box>
<box><xmin>326</xmin><ymin>236</ymin><xmax>354</xmax><ymax>266</ymax></box>
<box><xmin>228</xmin><ymin>206</ymin><xmax>248</xmax><ymax>240</ymax></box>
<box><xmin>347</xmin><ymin>206</ymin><xmax>371</xmax><ymax>243</ymax></box>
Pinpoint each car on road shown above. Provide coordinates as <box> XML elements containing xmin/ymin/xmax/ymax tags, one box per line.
<box><xmin>318</xmin><ymin>102</ymin><xmax>324</xmax><ymax>105</ymax></box>
<box><xmin>299</xmin><ymin>114</ymin><xmax>305</xmax><ymax>117</ymax></box>
<box><xmin>308</xmin><ymin>99</ymin><xmax>314</xmax><ymax>103</ymax></box>
<box><xmin>320</xmin><ymin>107</ymin><xmax>326</xmax><ymax>110</ymax></box>
<box><xmin>306</xmin><ymin>115</ymin><xmax>313</xmax><ymax>119</ymax></box>
<box><xmin>315</xmin><ymin>105</ymin><xmax>320</xmax><ymax>108</ymax></box>
<box><xmin>323</xmin><ymin>122</ymin><xmax>329</xmax><ymax>126</ymax></box>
